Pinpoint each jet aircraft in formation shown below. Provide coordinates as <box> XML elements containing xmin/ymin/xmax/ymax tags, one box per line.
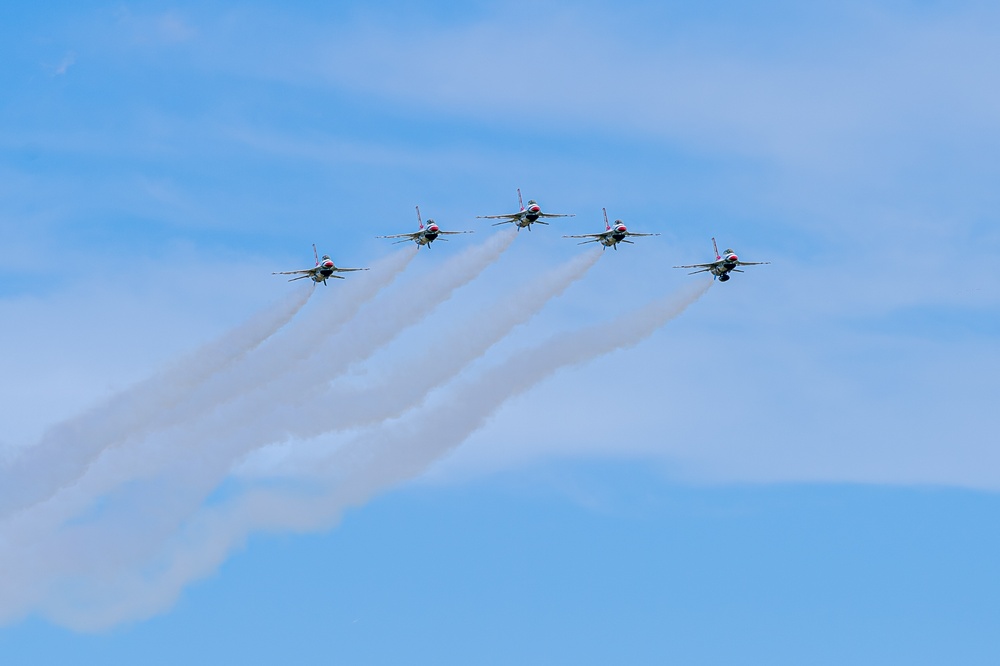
<box><xmin>562</xmin><ymin>208</ymin><xmax>660</xmax><ymax>250</ymax></box>
<box><xmin>274</xmin><ymin>197</ymin><xmax>770</xmax><ymax>286</ymax></box>
<box><xmin>376</xmin><ymin>206</ymin><xmax>474</xmax><ymax>248</ymax></box>
<box><xmin>272</xmin><ymin>244</ymin><xmax>369</xmax><ymax>285</ymax></box>
<box><xmin>476</xmin><ymin>189</ymin><xmax>575</xmax><ymax>232</ymax></box>
<box><xmin>673</xmin><ymin>238</ymin><xmax>770</xmax><ymax>282</ymax></box>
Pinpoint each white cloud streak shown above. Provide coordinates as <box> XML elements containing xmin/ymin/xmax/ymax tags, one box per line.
<box><xmin>302</xmin><ymin>5</ymin><xmax>1000</xmax><ymax>169</ymax></box>
<box><xmin>52</xmin><ymin>52</ymin><xmax>76</xmax><ymax>76</ymax></box>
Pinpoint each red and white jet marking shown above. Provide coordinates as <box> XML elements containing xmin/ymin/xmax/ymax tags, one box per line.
<box><xmin>273</xmin><ymin>244</ymin><xmax>369</xmax><ymax>285</ymax></box>
<box><xmin>476</xmin><ymin>188</ymin><xmax>574</xmax><ymax>231</ymax></box>
<box><xmin>377</xmin><ymin>206</ymin><xmax>474</xmax><ymax>248</ymax></box>
<box><xmin>563</xmin><ymin>208</ymin><xmax>660</xmax><ymax>250</ymax></box>
<box><xmin>674</xmin><ymin>238</ymin><xmax>770</xmax><ymax>282</ymax></box>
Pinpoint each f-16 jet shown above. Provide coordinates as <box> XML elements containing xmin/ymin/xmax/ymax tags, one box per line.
<box><xmin>674</xmin><ymin>238</ymin><xmax>770</xmax><ymax>282</ymax></box>
<box><xmin>563</xmin><ymin>208</ymin><xmax>660</xmax><ymax>250</ymax></box>
<box><xmin>477</xmin><ymin>188</ymin><xmax>574</xmax><ymax>231</ymax></box>
<box><xmin>377</xmin><ymin>206</ymin><xmax>474</xmax><ymax>248</ymax></box>
<box><xmin>273</xmin><ymin>244</ymin><xmax>369</xmax><ymax>285</ymax></box>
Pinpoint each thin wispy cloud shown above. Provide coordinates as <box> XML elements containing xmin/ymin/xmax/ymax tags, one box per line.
<box><xmin>52</xmin><ymin>52</ymin><xmax>76</xmax><ymax>76</ymax></box>
<box><xmin>302</xmin><ymin>6</ymin><xmax>1000</xmax><ymax>164</ymax></box>
<box><xmin>114</xmin><ymin>9</ymin><xmax>198</xmax><ymax>45</ymax></box>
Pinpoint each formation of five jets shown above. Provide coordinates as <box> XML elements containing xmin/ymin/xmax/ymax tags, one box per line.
<box><xmin>273</xmin><ymin>189</ymin><xmax>769</xmax><ymax>285</ymax></box>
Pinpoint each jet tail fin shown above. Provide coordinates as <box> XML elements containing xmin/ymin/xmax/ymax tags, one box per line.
<box><xmin>712</xmin><ymin>237</ymin><xmax>721</xmax><ymax>261</ymax></box>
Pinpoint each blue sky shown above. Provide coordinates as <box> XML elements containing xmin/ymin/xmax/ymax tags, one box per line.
<box><xmin>1</xmin><ymin>1</ymin><xmax>998</xmax><ymax>662</ymax></box>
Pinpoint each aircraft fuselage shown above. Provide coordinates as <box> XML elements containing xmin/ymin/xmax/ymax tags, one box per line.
<box><xmin>710</xmin><ymin>253</ymin><xmax>740</xmax><ymax>278</ymax></box>
<box><xmin>515</xmin><ymin>208</ymin><xmax>542</xmax><ymax>228</ymax></box>
<box><xmin>602</xmin><ymin>224</ymin><xmax>629</xmax><ymax>247</ymax></box>
<box><xmin>415</xmin><ymin>223</ymin><xmax>441</xmax><ymax>245</ymax></box>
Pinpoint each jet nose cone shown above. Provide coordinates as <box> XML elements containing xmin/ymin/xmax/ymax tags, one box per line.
<box><xmin>617</xmin><ymin>225</ymin><xmax>627</xmax><ymax>233</ymax></box>
<box><xmin>323</xmin><ymin>261</ymin><xmax>334</xmax><ymax>268</ymax></box>
<box><xmin>428</xmin><ymin>224</ymin><xmax>439</xmax><ymax>233</ymax></box>
<box><xmin>728</xmin><ymin>254</ymin><xmax>738</xmax><ymax>262</ymax></box>
<box><xmin>529</xmin><ymin>205</ymin><xmax>540</xmax><ymax>213</ymax></box>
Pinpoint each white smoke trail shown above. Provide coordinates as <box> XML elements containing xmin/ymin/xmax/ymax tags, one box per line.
<box><xmin>99</xmin><ymin>247</ymin><xmax>420</xmax><ymax>454</ymax></box>
<box><xmin>307</xmin><ymin>278</ymin><xmax>715</xmax><ymax>494</ymax></box>
<box><xmin>0</xmin><ymin>286</ymin><xmax>314</xmax><ymax>517</ymax></box>
<box><xmin>0</xmin><ymin>249</ymin><xmax>417</xmax><ymax>519</ymax></box>
<box><xmin>0</xmin><ymin>278</ymin><xmax>709</xmax><ymax>629</ymax></box>
<box><xmin>237</xmin><ymin>248</ymin><xmax>603</xmax><ymax>471</ymax></box>
<box><xmin>241</xmin><ymin>227</ymin><xmax>519</xmax><ymax>404</ymax></box>
<box><xmin>0</xmin><ymin>233</ymin><xmax>519</xmax><ymax>626</ymax></box>
<box><xmin>92</xmin><ymin>229</ymin><xmax>516</xmax><ymax>467</ymax></box>
<box><xmin>14</xmin><ymin>231</ymin><xmax>516</xmax><ymax>526</ymax></box>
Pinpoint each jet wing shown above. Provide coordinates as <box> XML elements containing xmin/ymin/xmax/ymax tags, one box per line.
<box><xmin>673</xmin><ymin>262</ymin><xmax>718</xmax><ymax>275</ymax></box>
<box><xmin>563</xmin><ymin>234</ymin><xmax>606</xmax><ymax>245</ymax></box>
<box><xmin>272</xmin><ymin>270</ymin><xmax>319</xmax><ymax>282</ymax></box>
<box><xmin>436</xmin><ymin>230</ymin><xmax>475</xmax><ymax>235</ymax></box>
<box><xmin>333</xmin><ymin>267</ymin><xmax>370</xmax><ymax>272</ymax></box>
<box><xmin>736</xmin><ymin>261</ymin><xmax>770</xmax><ymax>266</ymax></box>
<box><xmin>624</xmin><ymin>232</ymin><xmax>660</xmax><ymax>237</ymax></box>
<box><xmin>537</xmin><ymin>213</ymin><xmax>575</xmax><ymax>218</ymax></box>
<box><xmin>376</xmin><ymin>232</ymin><xmax>418</xmax><ymax>239</ymax></box>
<box><xmin>476</xmin><ymin>213</ymin><xmax>519</xmax><ymax>220</ymax></box>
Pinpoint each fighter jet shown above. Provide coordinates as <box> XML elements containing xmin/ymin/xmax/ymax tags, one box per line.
<box><xmin>477</xmin><ymin>188</ymin><xmax>574</xmax><ymax>232</ymax></box>
<box><xmin>563</xmin><ymin>208</ymin><xmax>660</xmax><ymax>250</ymax></box>
<box><xmin>273</xmin><ymin>244</ymin><xmax>369</xmax><ymax>285</ymax></box>
<box><xmin>376</xmin><ymin>206</ymin><xmax>474</xmax><ymax>248</ymax></box>
<box><xmin>674</xmin><ymin>238</ymin><xmax>770</xmax><ymax>282</ymax></box>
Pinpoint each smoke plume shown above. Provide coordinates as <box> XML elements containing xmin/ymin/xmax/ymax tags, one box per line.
<box><xmin>0</xmin><ymin>235</ymin><xmax>709</xmax><ymax>629</ymax></box>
